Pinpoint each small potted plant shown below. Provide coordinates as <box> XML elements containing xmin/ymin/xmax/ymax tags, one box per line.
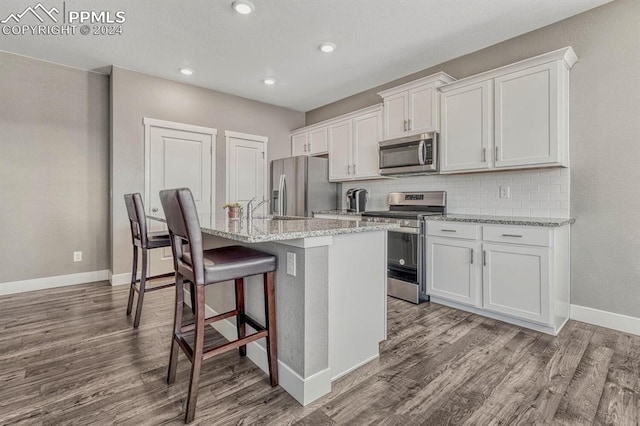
<box><xmin>223</xmin><ymin>202</ymin><xmax>242</xmax><ymax>220</ymax></box>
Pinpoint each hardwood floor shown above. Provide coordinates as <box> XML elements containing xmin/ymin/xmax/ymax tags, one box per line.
<box><xmin>0</xmin><ymin>281</ymin><xmax>638</xmax><ymax>425</ymax></box>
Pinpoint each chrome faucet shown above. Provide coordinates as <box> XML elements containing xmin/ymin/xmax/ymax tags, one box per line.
<box><xmin>246</xmin><ymin>196</ymin><xmax>270</xmax><ymax>222</ymax></box>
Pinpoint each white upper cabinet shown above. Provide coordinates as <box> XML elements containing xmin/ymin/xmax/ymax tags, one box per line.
<box><xmin>328</xmin><ymin>119</ymin><xmax>353</xmax><ymax>181</ymax></box>
<box><xmin>328</xmin><ymin>105</ymin><xmax>383</xmax><ymax>181</ymax></box>
<box><xmin>439</xmin><ymin>47</ymin><xmax>577</xmax><ymax>174</ymax></box>
<box><xmin>494</xmin><ymin>62</ymin><xmax>560</xmax><ymax>168</ymax></box>
<box><xmin>378</xmin><ymin>72</ymin><xmax>455</xmax><ymax>139</ymax></box>
<box><xmin>291</xmin><ymin>132</ymin><xmax>308</xmax><ymax>156</ymax></box>
<box><xmin>352</xmin><ymin>110</ymin><xmax>382</xmax><ymax>178</ymax></box>
<box><xmin>291</xmin><ymin>125</ymin><xmax>328</xmax><ymax>156</ymax></box>
<box><xmin>440</xmin><ymin>80</ymin><xmax>493</xmax><ymax>172</ymax></box>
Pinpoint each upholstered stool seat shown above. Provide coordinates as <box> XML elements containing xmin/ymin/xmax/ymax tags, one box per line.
<box><xmin>159</xmin><ymin>188</ymin><xmax>279</xmax><ymax>424</ymax></box>
<box><xmin>182</xmin><ymin>245</ymin><xmax>277</xmax><ymax>283</ymax></box>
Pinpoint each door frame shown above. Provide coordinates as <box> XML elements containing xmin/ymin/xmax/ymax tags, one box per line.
<box><xmin>143</xmin><ymin>117</ymin><xmax>218</xmax><ymax>220</ymax></box>
<box><xmin>224</xmin><ymin>130</ymin><xmax>269</xmax><ymax>204</ymax></box>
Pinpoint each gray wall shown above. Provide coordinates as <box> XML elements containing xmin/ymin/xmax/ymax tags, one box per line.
<box><xmin>111</xmin><ymin>67</ymin><xmax>304</xmax><ymax>276</ymax></box>
<box><xmin>0</xmin><ymin>52</ymin><xmax>110</xmax><ymax>284</ymax></box>
<box><xmin>307</xmin><ymin>0</ymin><xmax>640</xmax><ymax>318</ymax></box>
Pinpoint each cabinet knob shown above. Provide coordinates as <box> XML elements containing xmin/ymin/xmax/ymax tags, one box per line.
<box><xmin>152</xmin><ymin>207</ymin><xmax>158</xmax><ymax>213</ymax></box>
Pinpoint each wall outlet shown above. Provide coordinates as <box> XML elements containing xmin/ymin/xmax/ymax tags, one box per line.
<box><xmin>286</xmin><ymin>252</ymin><xmax>296</xmax><ymax>276</ymax></box>
<box><xmin>73</xmin><ymin>251</ymin><xmax>82</xmax><ymax>262</ymax></box>
<box><xmin>499</xmin><ymin>185</ymin><xmax>511</xmax><ymax>199</ymax></box>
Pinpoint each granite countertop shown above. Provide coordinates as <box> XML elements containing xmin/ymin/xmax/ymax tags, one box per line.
<box><xmin>313</xmin><ymin>210</ymin><xmax>363</xmax><ymax>216</ymax></box>
<box><xmin>427</xmin><ymin>214</ymin><xmax>575</xmax><ymax>227</ymax></box>
<box><xmin>148</xmin><ymin>215</ymin><xmax>398</xmax><ymax>243</ymax></box>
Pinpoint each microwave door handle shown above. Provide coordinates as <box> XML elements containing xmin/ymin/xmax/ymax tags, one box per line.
<box><xmin>418</xmin><ymin>140</ymin><xmax>425</xmax><ymax>165</ymax></box>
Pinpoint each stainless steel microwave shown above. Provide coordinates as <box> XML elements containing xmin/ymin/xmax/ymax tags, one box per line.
<box><xmin>378</xmin><ymin>132</ymin><xmax>438</xmax><ymax>176</ymax></box>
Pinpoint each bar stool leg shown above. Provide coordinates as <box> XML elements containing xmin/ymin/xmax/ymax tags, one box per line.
<box><xmin>133</xmin><ymin>249</ymin><xmax>148</xmax><ymax>328</ymax></box>
<box><xmin>167</xmin><ymin>273</ymin><xmax>185</xmax><ymax>385</ymax></box>
<box><xmin>235</xmin><ymin>278</ymin><xmax>246</xmax><ymax>357</ymax></box>
<box><xmin>126</xmin><ymin>246</ymin><xmax>138</xmax><ymax>316</ymax></box>
<box><xmin>185</xmin><ymin>284</ymin><xmax>205</xmax><ymax>423</ymax></box>
<box><xmin>263</xmin><ymin>271</ymin><xmax>278</xmax><ymax>387</ymax></box>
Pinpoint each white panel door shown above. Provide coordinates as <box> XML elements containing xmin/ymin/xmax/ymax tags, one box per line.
<box><xmin>291</xmin><ymin>132</ymin><xmax>308</xmax><ymax>156</ymax></box>
<box><xmin>440</xmin><ymin>80</ymin><xmax>493</xmax><ymax>173</ymax></box>
<box><xmin>227</xmin><ymin>136</ymin><xmax>267</xmax><ymax>215</ymax></box>
<box><xmin>352</xmin><ymin>110</ymin><xmax>381</xmax><ymax>179</ymax></box>
<box><xmin>328</xmin><ymin>119</ymin><xmax>353</xmax><ymax>181</ymax></box>
<box><xmin>482</xmin><ymin>243</ymin><xmax>550</xmax><ymax>324</ymax></box>
<box><xmin>494</xmin><ymin>62</ymin><xmax>559</xmax><ymax>168</ymax></box>
<box><xmin>383</xmin><ymin>92</ymin><xmax>408</xmax><ymax>139</ymax></box>
<box><xmin>408</xmin><ymin>84</ymin><xmax>436</xmax><ymax>133</ymax></box>
<box><xmin>147</xmin><ymin>124</ymin><xmax>214</xmax><ymax>275</ymax></box>
<box><xmin>427</xmin><ymin>237</ymin><xmax>480</xmax><ymax>307</ymax></box>
<box><xmin>308</xmin><ymin>127</ymin><xmax>328</xmax><ymax>155</ymax></box>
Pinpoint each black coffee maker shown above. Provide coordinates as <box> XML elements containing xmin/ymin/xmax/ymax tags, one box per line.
<box><xmin>346</xmin><ymin>189</ymin><xmax>369</xmax><ymax>212</ymax></box>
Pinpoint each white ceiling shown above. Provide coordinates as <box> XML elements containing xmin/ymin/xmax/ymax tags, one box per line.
<box><xmin>1</xmin><ymin>0</ymin><xmax>610</xmax><ymax>112</ymax></box>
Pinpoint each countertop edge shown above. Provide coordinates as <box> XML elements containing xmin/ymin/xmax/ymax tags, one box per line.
<box><xmin>426</xmin><ymin>215</ymin><xmax>575</xmax><ymax>228</ymax></box>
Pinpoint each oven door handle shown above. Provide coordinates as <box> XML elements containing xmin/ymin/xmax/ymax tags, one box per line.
<box><xmin>418</xmin><ymin>140</ymin><xmax>425</xmax><ymax>165</ymax></box>
<box><xmin>388</xmin><ymin>227</ymin><xmax>419</xmax><ymax>234</ymax></box>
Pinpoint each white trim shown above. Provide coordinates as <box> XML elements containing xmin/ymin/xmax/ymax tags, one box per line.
<box><xmin>142</xmin><ymin>118</ymin><xmax>218</xmax><ymax>136</ymax></box>
<box><xmin>430</xmin><ymin>297</ymin><xmax>567</xmax><ymax>336</ymax></box>
<box><xmin>571</xmin><ymin>304</ymin><xmax>640</xmax><ymax>336</ymax></box>
<box><xmin>440</xmin><ymin>46</ymin><xmax>578</xmax><ymax>93</ymax></box>
<box><xmin>225</xmin><ymin>131</ymin><xmax>269</xmax><ymax>205</ymax></box>
<box><xmin>291</xmin><ymin>103</ymin><xmax>383</xmax><ymax>133</ymax></box>
<box><xmin>224</xmin><ymin>130</ymin><xmax>268</xmax><ymax>143</ymax></box>
<box><xmin>109</xmin><ymin>271</ymin><xmax>134</xmax><ymax>286</ymax></box>
<box><xmin>0</xmin><ymin>270</ymin><xmax>109</xmax><ymax>296</ymax></box>
<box><xmin>377</xmin><ymin>72</ymin><xmax>455</xmax><ymax>98</ymax></box>
<box><xmin>185</xmin><ymin>291</ymin><xmax>332</xmax><ymax>405</ymax></box>
<box><xmin>330</xmin><ymin>353</ymin><xmax>379</xmax><ymax>381</ymax></box>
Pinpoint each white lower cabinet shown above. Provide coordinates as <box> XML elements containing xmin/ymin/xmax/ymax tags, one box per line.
<box><xmin>425</xmin><ymin>221</ymin><xmax>570</xmax><ymax>335</ymax></box>
<box><xmin>427</xmin><ymin>237</ymin><xmax>480</xmax><ymax>307</ymax></box>
<box><xmin>482</xmin><ymin>243</ymin><xmax>550</xmax><ymax>324</ymax></box>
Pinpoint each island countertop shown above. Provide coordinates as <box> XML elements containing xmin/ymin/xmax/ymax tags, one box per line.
<box><xmin>426</xmin><ymin>213</ymin><xmax>575</xmax><ymax>227</ymax></box>
<box><xmin>148</xmin><ymin>215</ymin><xmax>399</xmax><ymax>243</ymax></box>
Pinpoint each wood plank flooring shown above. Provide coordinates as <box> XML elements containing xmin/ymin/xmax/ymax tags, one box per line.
<box><xmin>1</xmin><ymin>281</ymin><xmax>638</xmax><ymax>425</ymax></box>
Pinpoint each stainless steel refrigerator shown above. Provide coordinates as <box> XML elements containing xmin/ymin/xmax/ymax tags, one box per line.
<box><xmin>271</xmin><ymin>156</ymin><xmax>337</xmax><ymax>217</ymax></box>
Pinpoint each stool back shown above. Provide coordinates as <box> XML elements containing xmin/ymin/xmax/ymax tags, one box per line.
<box><xmin>124</xmin><ymin>193</ymin><xmax>149</xmax><ymax>248</ymax></box>
<box><xmin>159</xmin><ymin>188</ymin><xmax>206</xmax><ymax>285</ymax></box>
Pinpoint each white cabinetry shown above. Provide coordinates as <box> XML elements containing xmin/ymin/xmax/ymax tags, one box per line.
<box><xmin>425</xmin><ymin>220</ymin><xmax>570</xmax><ymax>335</ymax></box>
<box><xmin>291</xmin><ymin>126</ymin><xmax>328</xmax><ymax>156</ymax></box>
<box><xmin>439</xmin><ymin>47</ymin><xmax>577</xmax><ymax>174</ymax></box>
<box><xmin>427</xmin><ymin>237</ymin><xmax>480</xmax><ymax>307</ymax></box>
<box><xmin>328</xmin><ymin>105</ymin><xmax>383</xmax><ymax>181</ymax></box>
<box><xmin>378</xmin><ymin>73</ymin><xmax>455</xmax><ymax>139</ymax></box>
<box><xmin>482</xmin><ymin>243</ymin><xmax>550</xmax><ymax>324</ymax></box>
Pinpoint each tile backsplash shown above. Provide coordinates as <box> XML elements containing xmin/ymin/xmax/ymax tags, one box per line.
<box><xmin>342</xmin><ymin>168</ymin><xmax>570</xmax><ymax>218</ymax></box>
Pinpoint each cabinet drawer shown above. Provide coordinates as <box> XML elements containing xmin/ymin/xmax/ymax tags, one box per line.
<box><xmin>482</xmin><ymin>226</ymin><xmax>550</xmax><ymax>247</ymax></box>
<box><xmin>427</xmin><ymin>222</ymin><xmax>479</xmax><ymax>240</ymax></box>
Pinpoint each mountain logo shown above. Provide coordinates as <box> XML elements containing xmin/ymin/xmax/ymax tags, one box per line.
<box><xmin>1</xmin><ymin>3</ymin><xmax>59</xmax><ymax>24</ymax></box>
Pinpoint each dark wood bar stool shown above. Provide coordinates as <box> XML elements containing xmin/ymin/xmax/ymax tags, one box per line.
<box><xmin>124</xmin><ymin>193</ymin><xmax>178</xmax><ymax>328</ymax></box>
<box><xmin>159</xmin><ymin>188</ymin><xmax>278</xmax><ymax>424</ymax></box>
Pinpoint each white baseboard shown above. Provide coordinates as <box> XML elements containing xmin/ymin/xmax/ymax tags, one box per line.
<box><xmin>0</xmin><ymin>270</ymin><xmax>109</xmax><ymax>296</ymax></box>
<box><xmin>109</xmin><ymin>271</ymin><xmax>134</xmax><ymax>286</ymax></box>
<box><xmin>185</xmin><ymin>290</ymin><xmax>332</xmax><ymax>405</ymax></box>
<box><xmin>571</xmin><ymin>304</ymin><xmax>640</xmax><ymax>336</ymax></box>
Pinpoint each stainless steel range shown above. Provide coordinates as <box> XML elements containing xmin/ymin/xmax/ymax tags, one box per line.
<box><xmin>362</xmin><ymin>191</ymin><xmax>446</xmax><ymax>304</ymax></box>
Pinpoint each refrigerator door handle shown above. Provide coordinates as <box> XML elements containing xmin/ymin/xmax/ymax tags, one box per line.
<box><xmin>282</xmin><ymin>175</ymin><xmax>287</xmax><ymax>215</ymax></box>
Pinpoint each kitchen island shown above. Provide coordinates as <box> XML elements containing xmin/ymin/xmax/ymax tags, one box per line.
<box><xmin>151</xmin><ymin>214</ymin><xmax>397</xmax><ymax>405</ymax></box>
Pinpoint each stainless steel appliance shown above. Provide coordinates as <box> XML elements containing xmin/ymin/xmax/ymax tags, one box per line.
<box><xmin>378</xmin><ymin>132</ymin><xmax>438</xmax><ymax>176</ymax></box>
<box><xmin>346</xmin><ymin>188</ymin><xmax>369</xmax><ymax>212</ymax></box>
<box><xmin>362</xmin><ymin>191</ymin><xmax>446</xmax><ymax>304</ymax></box>
<box><xmin>271</xmin><ymin>156</ymin><xmax>338</xmax><ymax>217</ymax></box>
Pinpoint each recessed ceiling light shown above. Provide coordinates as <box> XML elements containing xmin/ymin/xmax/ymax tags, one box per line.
<box><xmin>232</xmin><ymin>0</ymin><xmax>254</xmax><ymax>15</ymax></box>
<box><xmin>319</xmin><ymin>42</ymin><xmax>336</xmax><ymax>53</ymax></box>
<box><xmin>263</xmin><ymin>78</ymin><xmax>276</xmax><ymax>85</ymax></box>
<box><xmin>179</xmin><ymin>68</ymin><xmax>193</xmax><ymax>76</ymax></box>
